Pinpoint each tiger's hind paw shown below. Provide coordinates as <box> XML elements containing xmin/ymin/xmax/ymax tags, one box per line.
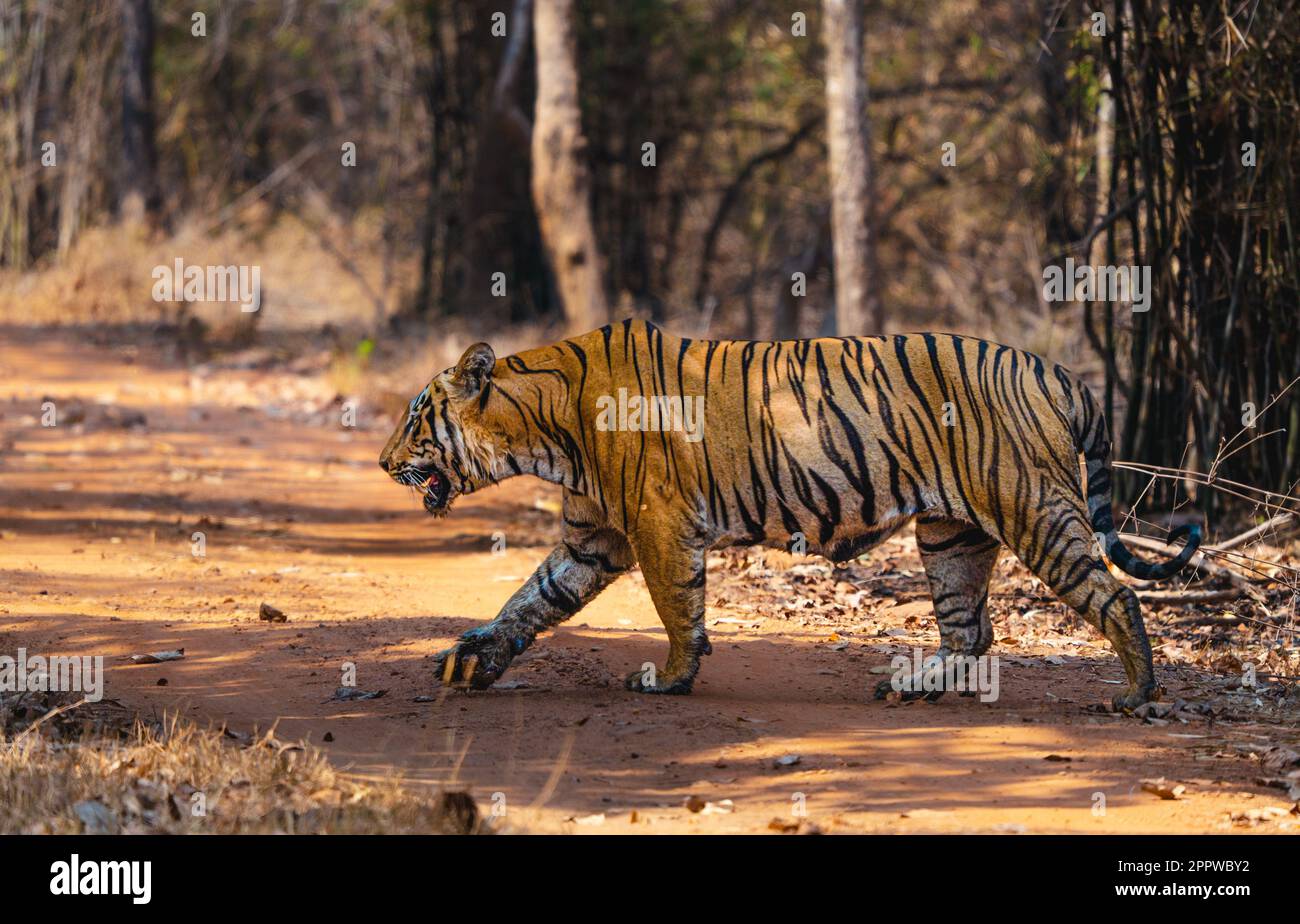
<box><xmin>873</xmin><ymin>677</ymin><xmax>944</xmax><ymax>702</ymax></box>
<box><xmin>1111</xmin><ymin>682</ymin><xmax>1161</xmax><ymax>713</ymax></box>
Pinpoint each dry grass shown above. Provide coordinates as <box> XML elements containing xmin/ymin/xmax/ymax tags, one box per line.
<box><xmin>0</xmin><ymin>207</ymin><xmax>398</xmax><ymax>332</ymax></box>
<box><xmin>1</xmin><ymin>692</ymin><xmax>482</xmax><ymax>835</ymax></box>
<box><xmin>0</xmin><ymin>208</ymin><xmax>567</xmax><ymax>424</ymax></box>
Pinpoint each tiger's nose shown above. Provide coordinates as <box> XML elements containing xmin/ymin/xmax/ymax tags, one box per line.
<box><xmin>378</xmin><ymin>453</ymin><xmax>391</xmax><ymax>473</ymax></box>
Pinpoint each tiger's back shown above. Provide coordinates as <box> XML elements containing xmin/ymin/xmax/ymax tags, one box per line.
<box><xmin>568</xmin><ymin>322</ymin><xmax>1088</xmax><ymax>557</ymax></box>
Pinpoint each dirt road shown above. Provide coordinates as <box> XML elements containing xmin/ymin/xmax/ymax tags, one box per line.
<box><xmin>2</xmin><ymin>328</ymin><xmax>1296</xmax><ymax>833</ymax></box>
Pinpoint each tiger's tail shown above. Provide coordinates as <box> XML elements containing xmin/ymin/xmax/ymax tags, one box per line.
<box><xmin>1073</xmin><ymin>383</ymin><xmax>1201</xmax><ymax>580</ymax></box>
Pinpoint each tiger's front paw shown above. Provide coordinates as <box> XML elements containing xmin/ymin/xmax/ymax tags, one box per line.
<box><xmin>432</xmin><ymin>625</ymin><xmax>526</xmax><ymax>690</ymax></box>
<box><xmin>624</xmin><ymin>662</ymin><xmax>694</xmax><ymax>695</ymax></box>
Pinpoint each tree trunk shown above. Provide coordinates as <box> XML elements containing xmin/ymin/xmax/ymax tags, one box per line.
<box><xmin>1036</xmin><ymin>0</ymin><xmax>1075</xmax><ymax>251</ymax></box>
<box><xmin>531</xmin><ymin>0</ymin><xmax>607</xmax><ymax>332</ymax></box>
<box><xmin>119</xmin><ymin>0</ymin><xmax>160</xmax><ymax>226</ymax></box>
<box><xmin>822</xmin><ymin>0</ymin><xmax>881</xmax><ymax>335</ymax></box>
<box><xmin>414</xmin><ymin>0</ymin><xmax>447</xmax><ymax>317</ymax></box>
<box><xmin>1</xmin><ymin>0</ymin><xmax>49</xmax><ymax>269</ymax></box>
<box><xmin>59</xmin><ymin>34</ymin><xmax>111</xmax><ymax>257</ymax></box>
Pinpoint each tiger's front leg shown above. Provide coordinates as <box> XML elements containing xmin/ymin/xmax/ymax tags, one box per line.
<box><xmin>625</xmin><ymin>519</ymin><xmax>711</xmax><ymax>695</ymax></box>
<box><xmin>433</xmin><ymin>492</ymin><xmax>633</xmax><ymax>689</ymax></box>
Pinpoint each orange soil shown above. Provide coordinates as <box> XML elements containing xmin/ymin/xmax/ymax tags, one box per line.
<box><xmin>1</xmin><ymin>328</ymin><xmax>1296</xmax><ymax>834</ymax></box>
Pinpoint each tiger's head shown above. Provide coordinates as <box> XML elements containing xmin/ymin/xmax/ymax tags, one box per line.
<box><xmin>378</xmin><ymin>342</ymin><xmax>501</xmax><ymax>517</ymax></box>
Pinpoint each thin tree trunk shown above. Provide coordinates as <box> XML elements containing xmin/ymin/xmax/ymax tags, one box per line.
<box><xmin>493</xmin><ymin>0</ymin><xmax>533</xmax><ymax>143</ymax></box>
<box><xmin>59</xmin><ymin>34</ymin><xmax>111</xmax><ymax>256</ymax></box>
<box><xmin>775</xmin><ymin>212</ymin><xmax>829</xmax><ymax>340</ymax></box>
<box><xmin>822</xmin><ymin>0</ymin><xmax>881</xmax><ymax>335</ymax></box>
<box><xmin>119</xmin><ymin>0</ymin><xmax>160</xmax><ymax>226</ymax></box>
<box><xmin>414</xmin><ymin>0</ymin><xmax>444</xmax><ymax>317</ymax></box>
<box><xmin>1036</xmin><ymin>0</ymin><xmax>1074</xmax><ymax>250</ymax></box>
<box><xmin>531</xmin><ymin>0</ymin><xmax>607</xmax><ymax>332</ymax></box>
<box><xmin>2</xmin><ymin>0</ymin><xmax>49</xmax><ymax>269</ymax></box>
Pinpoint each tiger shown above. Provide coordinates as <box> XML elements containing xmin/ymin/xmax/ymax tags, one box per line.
<box><xmin>379</xmin><ymin>319</ymin><xmax>1200</xmax><ymax>710</ymax></box>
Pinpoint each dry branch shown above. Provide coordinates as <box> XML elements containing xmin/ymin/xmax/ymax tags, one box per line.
<box><xmin>1138</xmin><ymin>588</ymin><xmax>1242</xmax><ymax>605</ymax></box>
<box><xmin>1215</xmin><ymin>513</ymin><xmax>1297</xmax><ymax>552</ymax></box>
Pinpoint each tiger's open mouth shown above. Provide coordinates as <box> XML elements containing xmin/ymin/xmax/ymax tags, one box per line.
<box><xmin>393</xmin><ymin>466</ymin><xmax>452</xmax><ymax>515</ymax></box>
<box><xmin>420</xmin><ymin>470</ymin><xmax>451</xmax><ymax>515</ymax></box>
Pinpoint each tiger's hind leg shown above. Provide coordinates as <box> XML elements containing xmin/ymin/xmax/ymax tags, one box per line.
<box><xmin>917</xmin><ymin>517</ymin><xmax>1001</xmax><ymax>658</ymax></box>
<box><xmin>1009</xmin><ymin>506</ymin><xmax>1158</xmax><ymax>711</ymax></box>
<box><xmin>874</xmin><ymin>516</ymin><xmax>1001</xmax><ymax>701</ymax></box>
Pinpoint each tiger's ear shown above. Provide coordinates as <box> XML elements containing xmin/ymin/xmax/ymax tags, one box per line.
<box><xmin>449</xmin><ymin>342</ymin><xmax>495</xmax><ymax>399</ymax></box>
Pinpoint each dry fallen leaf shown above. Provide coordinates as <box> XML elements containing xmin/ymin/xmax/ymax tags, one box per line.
<box><xmin>130</xmin><ymin>649</ymin><xmax>184</xmax><ymax>664</ymax></box>
<box><xmin>767</xmin><ymin>817</ymin><xmax>822</xmax><ymax>834</ymax></box>
<box><xmin>1141</xmin><ymin>777</ymin><xmax>1186</xmax><ymax>800</ymax></box>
